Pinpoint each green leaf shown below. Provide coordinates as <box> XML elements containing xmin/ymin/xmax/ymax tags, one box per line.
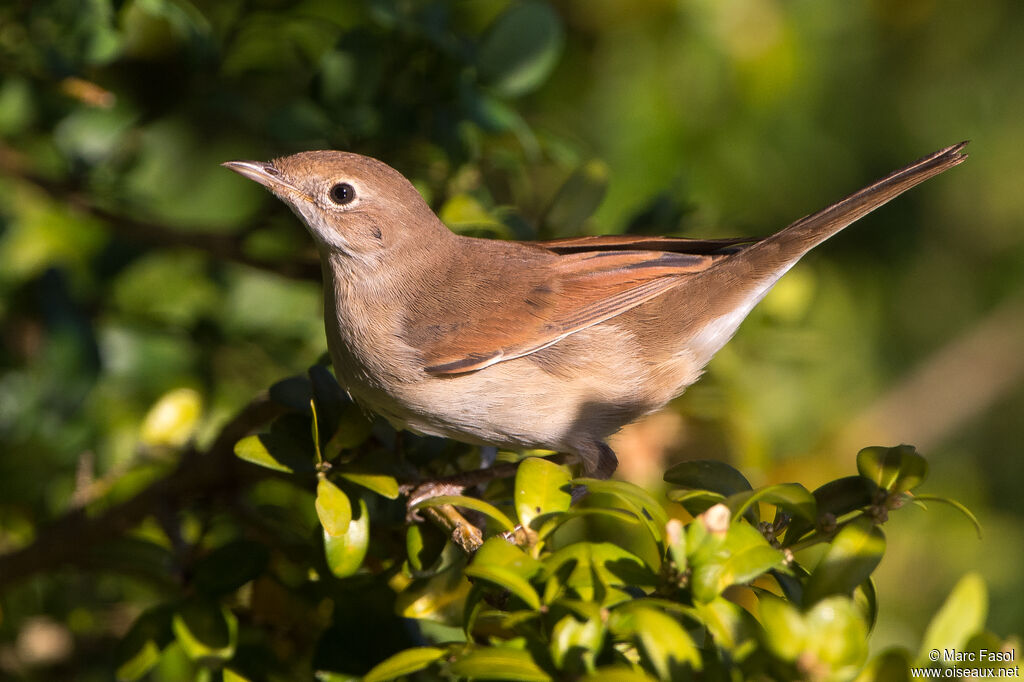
<box><xmin>784</xmin><ymin>476</ymin><xmax>877</xmax><ymax>547</ymax></box>
<box><xmin>804</xmin><ymin>518</ymin><xmax>886</xmax><ymax>604</ymax></box>
<box><xmin>323</xmin><ymin>493</ymin><xmax>370</xmax><ymax>578</ymax></box>
<box><xmin>465</xmin><ymin>537</ymin><xmax>542</xmax><ymax>610</ymax></box>
<box><xmin>448</xmin><ymin>646</ymin><xmax>552</xmax><ymax>681</ymax></box>
<box><xmin>476</xmin><ymin>0</ymin><xmax>564</xmax><ymax>98</ymax></box>
<box><xmin>690</xmin><ymin>523</ymin><xmax>785</xmax><ymax>603</ymax></box>
<box><xmin>856</xmin><ymin>445</ymin><xmax>928</xmax><ymax>493</ymax></box>
<box><xmin>608</xmin><ymin>604</ymin><xmax>701</xmax><ymax>678</ymax></box>
<box><xmin>919</xmin><ymin>573</ymin><xmax>987</xmax><ymax>662</ymax></box>
<box><xmin>412</xmin><ymin>494</ymin><xmax>516</xmax><ymax>533</ymax></box>
<box><xmin>406</xmin><ymin>523</ymin><xmax>447</xmax><ymax>573</ymax></box>
<box><xmin>913</xmin><ymin>494</ymin><xmax>982</xmax><ymax>538</ymax></box>
<box><xmin>309</xmin><ymin>364</ymin><xmax>347</xmax><ymax>440</ymax></box>
<box><xmin>363</xmin><ymin>647</ymin><xmax>445</xmax><ymax>682</ymax></box>
<box><xmin>694</xmin><ymin>597</ymin><xmax>750</xmax><ymax>651</ymax></box>
<box><xmin>115</xmin><ymin>606</ymin><xmax>174</xmax><ymax>681</ymax></box>
<box><xmin>267</xmin><ymin>374</ymin><xmax>313</xmax><ymax>412</ymax></box>
<box><xmin>854</xmin><ymin>577</ymin><xmax>879</xmax><ymax>631</ymax></box>
<box><xmin>515</xmin><ymin>457</ymin><xmax>572</xmax><ymax>529</ymax></box>
<box><xmin>802</xmin><ymin>596</ymin><xmax>870</xmax><ymax>675</ymax></box>
<box><xmin>542</xmin><ymin>542</ymin><xmax>657</xmax><ymax>606</ymax></box>
<box><xmin>323</xmin><ymin>403</ymin><xmax>374</xmax><ymax>457</ymax></box>
<box><xmin>580</xmin><ymin>667</ymin><xmax>660</xmax><ymax>682</ymax></box>
<box><xmin>855</xmin><ymin>648</ymin><xmax>913</xmax><ymax>682</ymax></box>
<box><xmin>191</xmin><ymin>540</ymin><xmax>269</xmax><ymax>596</ymax></box>
<box><xmin>727</xmin><ymin>483</ymin><xmax>816</xmax><ymax>522</ymax></box>
<box><xmin>171</xmin><ymin>599</ymin><xmax>237</xmax><ymax>663</ymax></box>
<box><xmin>549</xmin><ymin>613</ymin><xmax>604</xmax><ymax>673</ymax></box>
<box><xmin>535</xmin><ymin>507</ymin><xmax>642</xmax><ymax>544</ymax></box>
<box><xmin>574</xmin><ymin>478</ymin><xmax>668</xmax><ymax>543</ymax></box>
<box><xmin>758</xmin><ymin>595</ymin><xmax>806</xmax><ymax>661</ymax></box>
<box><xmin>338</xmin><ymin>471</ymin><xmax>399</xmax><ymax>500</ymax></box>
<box><xmin>665</xmin><ymin>489</ymin><xmax>727</xmax><ymax>517</ymax></box>
<box><xmin>233</xmin><ymin>433</ymin><xmax>314</xmax><ymax>474</ymax></box>
<box><xmin>544</xmin><ymin>160</ymin><xmax>610</xmax><ymax>237</ymax></box>
<box><xmin>438</xmin><ymin>194</ymin><xmax>507</xmax><ymax>234</ymax></box>
<box><xmin>315</xmin><ymin>478</ymin><xmax>352</xmax><ymax>537</ymax></box>
<box><xmin>664</xmin><ymin>460</ymin><xmax>753</xmax><ymax>496</ymax></box>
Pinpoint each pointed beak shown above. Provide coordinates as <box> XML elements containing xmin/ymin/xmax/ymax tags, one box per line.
<box><xmin>221</xmin><ymin>160</ymin><xmax>310</xmax><ymax>202</ymax></box>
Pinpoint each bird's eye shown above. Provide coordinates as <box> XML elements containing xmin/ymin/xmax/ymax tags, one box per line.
<box><xmin>328</xmin><ymin>183</ymin><xmax>356</xmax><ymax>206</ymax></box>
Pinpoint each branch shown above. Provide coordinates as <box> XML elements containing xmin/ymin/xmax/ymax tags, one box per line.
<box><xmin>0</xmin><ymin>144</ymin><xmax>320</xmax><ymax>281</ymax></box>
<box><xmin>0</xmin><ymin>393</ymin><xmax>287</xmax><ymax>590</ymax></box>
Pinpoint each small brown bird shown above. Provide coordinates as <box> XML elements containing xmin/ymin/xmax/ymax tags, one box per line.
<box><xmin>223</xmin><ymin>142</ymin><xmax>967</xmax><ymax>479</ymax></box>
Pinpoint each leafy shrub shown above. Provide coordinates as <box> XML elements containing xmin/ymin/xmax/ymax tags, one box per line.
<box><xmin>104</xmin><ymin>365</ymin><xmax>1011</xmax><ymax>681</ymax></box>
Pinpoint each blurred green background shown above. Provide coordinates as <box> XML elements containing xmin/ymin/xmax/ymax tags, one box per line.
<box><xmin>0</xmin><ymin>0</ymin><xmax>1021</xmax><ymax>677</ymax></box>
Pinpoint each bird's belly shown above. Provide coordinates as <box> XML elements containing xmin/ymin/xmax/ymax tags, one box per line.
<box><xmin>357</xmin><ymin>322</ymin><xmax>694</xmax><ymax>451</ymax></box>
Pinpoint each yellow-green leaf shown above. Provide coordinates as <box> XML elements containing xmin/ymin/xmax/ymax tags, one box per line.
<box><xmin>316</xmin><ymin>478</ymin><xmax>352</xmax><ymax>537</ymax></box>
<box><xmin>363</xmin><ymin>647</ymin><xmax>445</xmax><ymax>682</ymax></box>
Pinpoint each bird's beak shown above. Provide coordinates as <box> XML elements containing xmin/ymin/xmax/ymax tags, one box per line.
<box><xmin>221</xmin><ymin>160</ymin><xmax>311</xmax><ymax>202</ymax></box>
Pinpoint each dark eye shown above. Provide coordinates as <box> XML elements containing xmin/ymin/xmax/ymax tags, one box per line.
<box><xmin>328</xmin><ymin>183</ymin><xmax>356</xmax><ymax>205</ymax></box>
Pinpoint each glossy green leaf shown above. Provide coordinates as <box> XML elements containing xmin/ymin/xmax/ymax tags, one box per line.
<box><xmin>233</xmin><ymin>433</ymin><xmax>314</xmax><ymax>474</ymax></box>
<box><xmin>609</xmin><ymin>604</ymin><xmax>701</xmax><ymax>678</ymax></box>
<box><xmin>323</xmin><ymin>494</ymin><xmax>370</xmax><ymax>578</ymax></box>
<box><xmin>543</xmin><ymin>542</ymin><xmax>656</xmax><ymax>606</ymax></box>
<box><xmin>665</xmin><ymin>489</ymin><xmax>727</xmax><ymax>517</ymax></box>
<box><xmin>465</xmin><ymin>537</ymin><xmax>542</xmax><ymax>610</ymax></box>
<box><xmin>323</xmin><ymin>403</ymin><xmax>374</xmax><ymax>457</ymax></box>
<box><xmin>549</xmin><ymin>613</ymin><xmax>604</xmax><ymax>672</ymax></box>
<box><xmin>406</xmin><ymin>523</ymin><xmax>447</xmax><ymax>573</ymax></box>
<box><xmin>171</xmin><ymin>599</ymin><xmax>237</xmax><ymax>663</ymax></box>
<box><xmin>191</xmin><ymin>540</ymin><xmax>269</xmax><ymax>596</ymax></box>
<box><xmin>575</xmin><ymin>478</ymin><xmax>668</xmax><ymax>543</ymax></box>
<box><xmin>854</xmin><ymin>577</ymin><xmax>879</xmax><ymax>631</ymax></box>
<box><xmin>691</xmin><ymin>522</ymin><xmax>784</xmax><ymax>603</ymax></box>
<box><xmin>339</xmin><ymin>471</ymin><xmax>399</xmax><ymax>500</ymax></box>
<box><xmin>728</xmin><ymin>483</ymin><xmax>816</xmax><ymax>522</ymax></box>
<box><xmin>805</xmin><ymin>518</ymin><xmax>886</xmax><ymax>604</ymax></box>
<box><xmin>856</xmin><ymin>445</ymin><xmax>928</xmax><ymax>493</ymax></box>
<box><xmin>758</xmin><ymin>595</ymin><xmax>806</xmax><ymax>661</ymax></box>
<box><xmin>694</xmin><ymin>597</ymin><xmax>749</xmax><ymax>651</ymax></box>
<box><xmin>363</xmin><ymin>647</ymin><xmax>445</xmax><ymax>682</ymax></box>
<box><xmin>803</xmin><ymin>596</ymin><xmax>870</xmax><ymax>675</ymax></box>
<box><xmin>448</xmin><ymin>646</ymin><xmax>552</xmax><ymax>681</ymax></box>
<box><xmin>784</xmin><ymin>476</ymin><xmax>877</xmax><ymax>547</ymax></box>
<box><xmin>412</xmin><ymin>494</ymin><xmax>516</xmax><ymax>533</ymax></box>
<box><xmin>315</xmin><ymin>478</ymin><xmax>352</xmax><ymax>537</ymax></box>
<box><xmin>919</xmin><ymin>572</ymin><xmax>987</xmax><ymax>662</ymax></box>
<box><xmin>664</xmin><ymin>460</ymin><xmax>753</xmax><ymax>496</ymax></box>
<box><xmin>535</xmin><ymin>507</ymin><xmax>641</xmax><ymax>544</ymax></box>
<box><xmin>544</xmin><ymin>160</ymin><xmax>610</xmax><ymax>236</ymax></box>
<box><xmin>309</xmin><ymin>364</ymin><xmax>347</xmax><ymax>437</ymax></box>
<box><xmin>476</xmin><ymin>0</ymin><xmax>564</xmax><ymax>97</ymax></box>
<box><xmin>515</xmin><ymin>456</ymin><xmax>572</xmax><ymax>529</ymax></box>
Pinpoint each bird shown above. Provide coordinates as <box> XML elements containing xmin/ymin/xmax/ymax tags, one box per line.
<box><xmin>223</xmin><ymin>142</ymin><xmax>967</xmax><ymax>479</ymax></box>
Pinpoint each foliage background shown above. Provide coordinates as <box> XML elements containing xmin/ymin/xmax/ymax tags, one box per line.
<box><xmin>0</xmin><ymin>0</ymin><xmax>1021</xmax><ymax>677</ymax></box>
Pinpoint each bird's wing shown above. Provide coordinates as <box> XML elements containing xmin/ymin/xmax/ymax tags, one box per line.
<box><xmin>419</xmin><ymin>243</ymin><xmax>738</xmax><ymax>375</ymax></box>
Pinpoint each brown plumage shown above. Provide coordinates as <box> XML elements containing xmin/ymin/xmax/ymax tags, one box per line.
<box><xmin>223</xmin><ymin>142</ymin><xmax>968</xmax><ymax>478</ymax></box>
